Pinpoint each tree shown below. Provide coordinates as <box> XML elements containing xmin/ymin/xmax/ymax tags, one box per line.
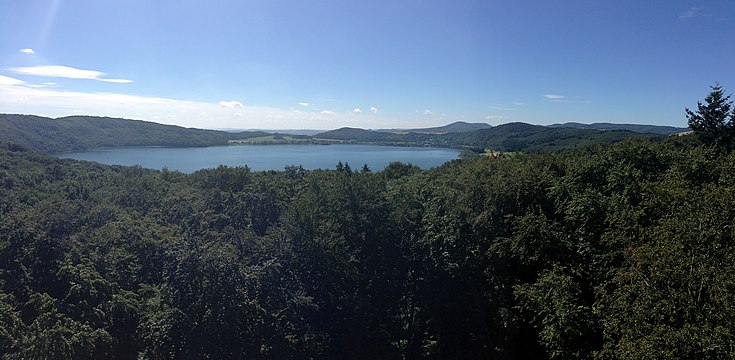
<box><xmin>686</xmin><ymin>84</ymin><xmax>734</xmax><ymax>149</ymax></box>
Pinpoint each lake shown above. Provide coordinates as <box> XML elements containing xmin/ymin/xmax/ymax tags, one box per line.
<box><xmin>55</xmin><ymin>144</ymin><xmax>461</xmax><ymax>172</ymax></box>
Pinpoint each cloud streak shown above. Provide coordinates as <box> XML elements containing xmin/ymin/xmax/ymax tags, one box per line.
<box><xmin>10</xmin><ymin>65</ymin><xmax>133</xmax><ymax>83</ymax></box>
<box><xmin>542</xmin><ymin>94</ymin><xmax>592</xmax><ymax>104</ymax></box>
<box><xmin>0</xmin><ymin>75</ymin><xmax>25</xmax><ymax>86</ymax></box>
<box><xmin>219</xmin><ymin>100</ymin><xmax>244</xmax><ymax>108</ymax></box>
<box><xmin>19</xmin><ymin>48</ymin><xmax>35</xmax><ymax>54</ymax></box>
<box><xmin>0</xmin><ymin>80</ymin><xmax>436</xmax><ymax>130</ymax></box>
<box><xmin>543</xmin><ymin>94</ymin><xmax>565</xmax><ymax>101</ymax></box>
<box><xmin>679</xmin><ymin>7</ymin><xmax>712</xmax><ymax>20</ymax></box>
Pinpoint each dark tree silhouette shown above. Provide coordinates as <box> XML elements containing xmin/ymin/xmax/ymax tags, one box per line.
<box><xmin>686</xmin><ymin>83</ymin><xmax>734</xmax><ymax>149</ymax></box>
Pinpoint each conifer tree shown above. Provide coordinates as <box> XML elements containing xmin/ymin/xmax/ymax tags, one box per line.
<box><xmin>686</xmin><ymin>84</ymin><xmax>734</xmax><ymax>149</ymax></box>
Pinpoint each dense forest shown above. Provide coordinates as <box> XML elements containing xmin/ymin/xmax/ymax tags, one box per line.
<box><xmin>1</xmin><ymin>87</ymin><xmax>732</xmax><ymax>359</ymax></box>
<box><xmin>1</xmin><ymin>134</ymin><xmax>734</xmax><ymax>358</ymax></box>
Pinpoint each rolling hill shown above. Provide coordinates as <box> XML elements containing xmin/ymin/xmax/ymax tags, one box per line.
<box><xmin>0</xmin><ymin>113</ymin><xmax>667</xmax><ymax>154</ymax></box>
<box><xmin>548</xmin><ymin>122</ymin><xmax>688</xmax><ymax>135</ymax></box>
<box><xmin>0</xmin><ymin>114</ymin><xmax>268</xmax><ymax>152</ymax></box>
<box><xmin>376</xmin><ymin>121</ymin><xmax>492</xmax><ymax>134</ymax></box>
<box><xmin>316</xmin><ymin>122</ymin><xmax>663</xmax><ymax>152</ymax></box>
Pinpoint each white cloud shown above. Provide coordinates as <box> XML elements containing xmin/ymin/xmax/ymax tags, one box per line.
<box><xmin>352</xmin><ymin>108</ymin><xmax>362</xmax><ymax>113</ymax></box>
<box><xmin>543</xmin><ymin>94</ymin><xmax>566</xmax><ymax>101</ymax></box>
<box><xmin>370</xmin><ymin>106</ymin><xmax>378</xmax><ymax>114</ymax></box>
<box><xmin>0</xmin><ymin>81</ymin><xmax>432</xmax><ymax>130</ymax></box>
<box><xmin>26</xmin><ymin>84</ymin><xmax>53</xmax><ymax>88</ymax></box>
<box><xmin>219</xmin><ymin>100</ymin><xmax>244</xmax><ymax>108</ymax></box>
<box><xmin>423</xmin><ymin>109</ymin><xmax>433</xmax><ymax>115</ymax></box>
<box><xmin>0</xmin><ymin>75</ymin><xmax>25</xmax><ymax>86</ymax></box>
<box><xmin>19</xmin><ymin>48</ymin><xmax>35</xmax><ymax>54</ymax></box>
<box><xmin>99</xmin><ymin>78</ymin><xmax>133</xmax><ymax>84</ymax></box>
<box><xmin>10</xmin><ymin>65</ymin><xmax>133</xmax><ymax>83</ymax></box>
<box><xmin>298</xmin><ymin>102</ymin><xmax>309</xmax><ymax>107</ymax></box>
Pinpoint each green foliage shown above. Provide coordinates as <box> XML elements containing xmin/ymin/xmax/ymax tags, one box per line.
<box><xmin>515</xmin><ymin>266</ymin><xmax>597</xmax><ymax>359</ymax></box>
<box><xmin>1</xmin><ymin>132</ymin><xmax>735</xmax><ymax>359</ymax></box>
<box><xmin>686</xmin><ymin>84</ymin><xmax>735</xmax><ymax>150</ymax></box>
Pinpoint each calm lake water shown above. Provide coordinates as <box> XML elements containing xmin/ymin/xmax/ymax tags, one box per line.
<box><xmin>55</xmin><ymin>144</ymin><xmax>460</xmax><ymax>172</ymax></box>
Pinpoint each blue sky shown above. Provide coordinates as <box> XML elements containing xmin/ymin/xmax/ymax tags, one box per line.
<box><xmin>1</xmin><ymin>0</ymin><xmax>733</xmax><ymax>129</ymax></box>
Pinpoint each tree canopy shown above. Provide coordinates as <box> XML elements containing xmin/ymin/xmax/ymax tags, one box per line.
<box><xmin>1</xmin><ymin>131</ymin><xmax>735</xmax><ymax>358</ymax></box>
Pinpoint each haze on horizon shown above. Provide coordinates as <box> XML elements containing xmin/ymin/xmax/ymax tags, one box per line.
<box><xmin>1</xmin><ymin>0</ymin><xmax>733</xmax><ymax>130</ymax></box>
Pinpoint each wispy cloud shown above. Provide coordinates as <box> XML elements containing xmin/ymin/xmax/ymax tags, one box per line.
<box><xmin>10</xmin><ymin>65</ymin><xmax>133</xmax><ymax>83</ymax></box>
<box><xmin>0</xmin><ymin>75</ymin><xmax>25</xmax><ymax>86</ymax></box>
<box><xmin>352</xmin><ymin>108</ymin><xmax>362</xmax><ymax>113</ymax></box>
<box><xmin>543</xmin><ymin>94</ymin><xmax>566</xmax><ymax>101</ymax></box>
<box><xmin>298</xmin><ymin>102</ymin><xmax>309</xmax><ymax>107</ymax></box>
<box><xmin>0</xmin><ymin>80</ymin><xmax>424</xmax><ymax>130</ymax></box>
<box><xmin>542</xmin><ymin>94</ymin><xmax>591</xmax><ymax>104</ymax></box>
<box><xmin>679</xmin><ymin>7</ymin><xmax>712</xmax><ymax>20</ymax></box>
<box><xmin>422</xmin><ymin>109</ymin><xmax>433</xmax><ymax>115</ymax></box>
<box><xmin>19</xmin><ymin>48</ymin><xmax>35</xmax><ymax>54</ymax></box>
<box><xmin>370</xmin><ymin>106</ymin><xmax>378</xmax><ymax>114</ymax></box>
<box><xmin>219</xmin><ymin>100</ymin><xmax>244</xmax><ymax>108</ymax></box>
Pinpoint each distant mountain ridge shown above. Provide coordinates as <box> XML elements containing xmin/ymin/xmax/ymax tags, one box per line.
<box><xmin>0</xmin><ymin>113</ymin><xmax>667</xmax><ymax>154</ymax></box>
<box><xmin>315</xmin><ymin>122</ymin><xmax>663</xmax><ymax>152</ymax></box>
<box><xmin>548</xmin><ymin>122</ymin><xmax>689</xmax><ymax>135</ymax></box>
<box><xmin>376</xmin><ymin>121</ymin><xmax>492</xmax><ymax>134</ymax></box>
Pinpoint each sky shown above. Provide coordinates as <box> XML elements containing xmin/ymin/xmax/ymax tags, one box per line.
<box><xmin>0</xmin><ymin>0</ymin><xmax>734</xmax><ymax>130</ymax></box>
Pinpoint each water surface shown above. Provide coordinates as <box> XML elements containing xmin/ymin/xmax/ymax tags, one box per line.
<box><xmin>55</xmin><ymin>144</ymin><xmax>460</xmax><ymax>172</ymax></box>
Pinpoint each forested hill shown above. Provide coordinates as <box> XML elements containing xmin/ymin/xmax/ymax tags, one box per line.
<box><xmin>451</xmin><ymin>122</ymin><xmax>665</xmax><ymax>152</ymax></box>
<box><xmin>0</xmin><ymin>114</ymin><xmax>268</xmax><ymax>152</ymax></box>
<box><xmin>317</xmin><ymin>122</ymin><xmax>663</xmax><ymax>152</ymax></box>
<box><xmin>1</xmin><ymin>135</ymin><xmax>734</xmax><ymax>358</ymax></box>
<box><xmin>548</xmin><ymin>122</ymin><xmax>689</xmax><ymax>134</ymax></box>
<box><xmin>375</xmin><ymin>121</ymin><xmax>493</xmax><ymax>133</ymax></box>
<box><xmin>315</xmin><ymin>127</ymin><xmax>437</xmax><ymax>143</ymax></box>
